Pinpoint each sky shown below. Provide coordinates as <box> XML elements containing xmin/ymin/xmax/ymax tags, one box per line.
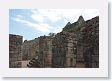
<box><xmin>9</xmin><ymin>9</ymin><xmax>99</xmax><ymax>40</ymax></box>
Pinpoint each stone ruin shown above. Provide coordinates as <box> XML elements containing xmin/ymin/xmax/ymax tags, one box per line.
<box><xmin>9</xmin><ymin>34</ymin><xmax>23</xmax><ymax>68</ymax></box>
<box><xmin>9</xmin><ymin>16</ymin><xmax>99</xmax><ymax>68</ymax></box>
<box><xmin>22</xmin><ymin>38</ymin><xmax>39</xmax><ymax>61</ymax></box>
<box><xmin>83</xmin><ymin>16</ymin><xmax>99</xmax><ymax>68</ymax></box>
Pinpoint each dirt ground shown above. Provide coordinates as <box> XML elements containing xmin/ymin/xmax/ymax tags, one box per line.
<box><xmin>21</xmin><ymin>60</ymin><xmax>30</xmax><ymax>68</ymax></box>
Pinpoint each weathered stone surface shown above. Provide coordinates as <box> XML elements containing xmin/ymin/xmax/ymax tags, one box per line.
<box><xmin>37</xmin><ymin>36</ymin><xmax>52</xmax><ymax>68</ymax></box>
<box><xmin>9</xmin><ymin>34</ymin><xmax>23</xmax><ymax>68</ymax></box>
<box><xmin>22</xmin><ymin>38</ymin><xmax>39</xmax><ymax>60</ymax></box>
<box><xmin>82</xmin><ymin>16</ymin><xmax>99</xmax><ymax>68</ymax></box>
<box><xmin>23</xmin><ymin>36</ymin><xmax>53</xmax><ymax>68</ymax></box>
<box><xmin>52</xmin><ymin>16</ymin><xmax>99</xmax><ymax>68</ymax></box>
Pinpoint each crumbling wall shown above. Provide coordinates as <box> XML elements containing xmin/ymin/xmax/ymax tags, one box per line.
<box><xmin>9</xmin><ymin>34</ymin><xmax>23</xmax><ymax>68</ymax></box>
<box><xmin>83</xmin><ymin>16</ymin><xmax>99</xmax><ymax>68</ymax></box>
<box><xmin>52</xmin><ymin>16</ymin><xmax>99</xmax><ymax>68</ymax></box>
<box><xmin>26</xmin><ymin>36</ymin><xmax>53</xmax><ymax>68</ymax></box>
<box><xmin>37</xmin><ymin>36</ymin><xmax>52</xmax><ymax>68</ymax></box>
<box><xmin>9</xmin><ymin>16</ymin><xmax>99</xmax><ymax>68</ymax></box>
<box><xmin>22</xmin><ymin>38</ymin><xmax>39</xmax><ymax>60</ymax></box>
<box><xmin>52</xmin><ymin>31</ymin><xmax>77</xmax><ymax>68</ymax></box>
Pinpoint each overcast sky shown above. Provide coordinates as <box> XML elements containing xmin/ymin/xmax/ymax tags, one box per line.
<box><xmin>9</xmin><ymin>9</ymin><xmax>99</xmax><ymax>40</ymax></box>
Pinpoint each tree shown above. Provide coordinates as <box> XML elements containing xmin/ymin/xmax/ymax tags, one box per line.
<box><xmin>48</xmin><ymin>32</ymin><xmax>55</xmax><ymax>37</ymax></box>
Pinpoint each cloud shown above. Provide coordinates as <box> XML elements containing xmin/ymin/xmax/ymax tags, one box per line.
<box><xmin>15</xmin><ymin>17</ymin><xmax>31</xmax><ymax>25</ymax></box>
<box><xmin>81</xmin><ymin>9</ymin><xmax>99</xmax><ymax>20</ymax></box>
<box><xmin>14</xmin><ymin>17</ymin><xmax>52</xmax><ymax>33</ymax></box>
<box><xmin>53</xmin><ymin>27</ymin><xmax>62</xmax><ymax>33</ymax></box>
<box><xmin>13</xmin><ymin>9</ymin><xmax>99</xmax><ymax>35</ymax></box>
<box><xmin>31</xmin><ymin>14</ymin><xmax>45</xmax><ymax>23</ymax></box>
<box><xmin>31</xmin><ymin>9</ymin><xmax>62</xmax><ymax>22</ymax></box>
<box><xmin>17</xmin><ymin>15</ymin><xmax>24</xmax><ymax>18</ymax></box>
<box><xmin>31</xmin><ymin>9</ymin><xmax>99</xmax><ymax>23</ymax></box>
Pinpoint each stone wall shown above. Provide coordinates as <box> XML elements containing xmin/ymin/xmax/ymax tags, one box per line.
<box><xmin>52</xmin><ymin>32</ymin><xmax>76</xmax><ymax>68</ymax></box>
<box><xmin>9</xmin><ymin>16</ymin><xmax>99</xmax><ymax>68</ymax></box>
<box><xmin>83</xmin><ymin>16</ymin><xmax>99</xmax><ymax>68</ymax></box>
<box><xmin>52</xmin><ymin>16</ymin><xmax>99</xmax><ymax>68</ymax></box>
<box><xmin>22</xmin><ymin>38</ymin><xmax>39</xmax><ymax>60</ymax></box>
<box><xmin>37</xmin><ymin>36</ymin><xmax>52</xmax><ymax>67</ymax></box>
<box><xmin>9</xmin><ymin>34</ymin><xmax>23</xmax><ymax>68</ymax></box>
<box><xmin>23</xmin><ymin>36</ymin><xmax>53</xmax><ymax>68</ymax></box>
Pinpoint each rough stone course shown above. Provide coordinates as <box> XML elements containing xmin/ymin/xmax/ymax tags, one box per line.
<box><xmin>9</xmin><ymin>34</ymin><xmax>23</xmax><ymax>68</ymax></box>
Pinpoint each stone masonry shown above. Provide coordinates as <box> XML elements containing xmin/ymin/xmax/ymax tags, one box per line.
<box><xmin>52</xmin><ymin>16</ymin><xmax>86</xmax><ymax>68</ymax></box>
<box><xmin>22</xmin><ymin>38</ymin><xmax>39</xmax><ymax>60</ymax></box>
<box><xmin>52</xmin><ymin>31</ymin><xmax>77</xmax><ymax>67</ymax></box>
<box><xmin>9</xmin><ymin>16</ymin><xmax>99</xmax><ymax>68</ymax></box>
<box><xmin>52</xmin><ymin>16</ymin><xmax>99</xmax><ymax>68</ymax></box>
<box><xmin>37</xmin><ymin>36</ymin><xmax>52</xmax><ymax>67</ymax></box>
<box><xmin>22</xmin><ymin>36</ymin><xmax>52</xmax><ymax>68</ymax></box>
<box><xmin>83</xmin><ymin>16</ymin><xmax>99</xmax><ymax>68</ymax></box>
<box><xmin>9</xmin><ymin>34</ymin><xmax>23</xmax><ymax>68</ymax></box>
